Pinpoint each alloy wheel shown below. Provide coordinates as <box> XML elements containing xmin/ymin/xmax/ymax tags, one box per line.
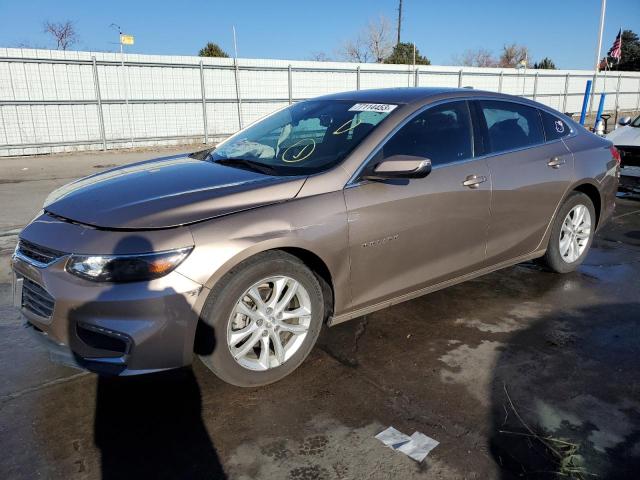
<box><xmin>226</xmin><ymin>275</ymin><xmax>312</xmax><ymax>371</ymax></box>
<box><xmin>559</xmin><ymin>204</ymin><xmax>592</xmax><ymax>263</ymax></box>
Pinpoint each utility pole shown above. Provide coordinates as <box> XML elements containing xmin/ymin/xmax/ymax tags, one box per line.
<box><xmin>397</xmin><ymin>0</ymin><xmax>403</xmax><ymax>46</ymax></box>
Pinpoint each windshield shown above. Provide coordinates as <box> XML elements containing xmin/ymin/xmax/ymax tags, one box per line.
<box><xmin>632</xmin><ymin>115</ymin><xmax>640</xmax><ymax>128</ymax></box>
<box><xmin>210</xmin><ymin>100</ymin><xmax>398</xmax><ymax>175</ymax></box>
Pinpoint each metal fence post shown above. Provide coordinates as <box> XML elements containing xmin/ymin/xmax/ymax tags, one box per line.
<box><xmin>533</xmin><ymin>72</ymin><xmax>539</xmax><ymax>100</ymax></box>
<box><xmin>458</xmin><ymin>69</ymin><xmax>463</xmax><ymax>88</ymax></box>
<box><xmin>588</xmin><ymin>71</ymin><xmax>598</xmax><ymax>114</ymax></box>
<box><xmin>199</xmin><ymin>60</ymin><xmax>208</xmax><ymax>144</ymax></box>
<box><xmin>562</xmin><ymin>73</ymin><xmax>570</xmax><ymax>113</ymax></box>
<box><xmin>498</xmin><ymin>70</ymin><xmax>503</xmax><ymax>93</ymax></box>
<box><xmin>233</xmin><ymin>58</ymin><xmax>243</xmax><ymax>129</ymax></box>
<box><xmin>414</xmin><ymin>68</ymin><xmax>419</xmax><ymax>87</ymax></box>
<box><xmin>288</xmin><ymin>65</ymin><xmax>293</xmax><ymax>104</ymax></box>
<box><xmin>636</xmin><ymin>78</ymin><xmax>640</xmax><ymax>112</ymax></box>
<box><xmin>91</xmin><ymin>56</ymin><xmax>107</xmax><ymax>151</ymax></box>
<box><xmin>356</xmin><ymin>66</ymin><xmax>360</xmax><ymax>90</ymax></box>
<box><xmin>614</xmin><ymin>73</ymin><xmax>621</xmax><ymax>114</ymax></box>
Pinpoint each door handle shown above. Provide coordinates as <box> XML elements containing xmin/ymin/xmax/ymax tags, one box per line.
<box><xmin>462</xmin><ymin>175</ymin><xmax>488</xmax><ymax>188</ymax></box>
<box><xmin>547</xmin><ymin>157</ymin><xmax>566</xmax><ymax>168</ymax></box>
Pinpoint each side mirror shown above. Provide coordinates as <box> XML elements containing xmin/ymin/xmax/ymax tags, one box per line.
<box><xmin>618</xmin><ymin>116</ymin><xmax>632</xmax><ymax>126</ymax></box>
<box><xmin>363</xmin><ymin>155</ymin><xmax>432</xmax><ymax>181</ymax></box>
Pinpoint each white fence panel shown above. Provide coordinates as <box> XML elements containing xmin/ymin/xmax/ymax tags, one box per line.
<box><xmin>0</xmin><ymin>47</ymin><xmax>639</xmax><ymax>156</ymax></box>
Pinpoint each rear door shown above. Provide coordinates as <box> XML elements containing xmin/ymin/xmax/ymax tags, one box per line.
<box><xmin>344</xmin><ymin>100</ymin><xmax>491</xmax><ymax>310</ymax></box>
<box><xmin>474</xmin><ymin>100</ymin><xmax>575</xmax><ymax>264</ymax></box>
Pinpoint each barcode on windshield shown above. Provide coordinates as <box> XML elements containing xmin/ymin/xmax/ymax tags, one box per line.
<box><xmin>348</xmin><ymin>103</ymin><xmax>398</xmax><ymax>113</ymax></box>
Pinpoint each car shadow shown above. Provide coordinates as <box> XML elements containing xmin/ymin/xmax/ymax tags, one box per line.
<box><xmin>64</xmin><ymin>235</ymin><xmax>226</xmax><ymax>480</ymax></box>
<box><xmin>94</xmin><ymin>368</ymin><xmax>225</xmax><ymax>480</ymax></box>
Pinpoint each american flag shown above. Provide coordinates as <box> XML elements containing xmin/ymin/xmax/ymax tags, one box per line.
<box><xmin>607</xmin><ymin>29</ymin><xmax>622</xmax><ymax>61</ymax></box>
<box><xmin>598</xmin><ymin>57</ymin><xmax>609</xmax><ymax>71</ymax></box>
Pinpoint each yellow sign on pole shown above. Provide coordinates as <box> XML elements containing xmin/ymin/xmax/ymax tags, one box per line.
<box><xmin>120</xmin><ymin>34</ymin><xmax>135</xmax><ymax>46</ymax></box>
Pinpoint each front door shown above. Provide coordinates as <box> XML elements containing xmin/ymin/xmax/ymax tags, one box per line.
<box><xmin>344</xmin><ymin>100</ymin><xmax>491</xmax><ymax>311</ymax></box>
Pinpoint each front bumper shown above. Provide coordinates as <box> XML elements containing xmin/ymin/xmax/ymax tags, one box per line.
<box><xmin>12</xmin><ymin>215</ymin><xmax>205</xmax><ymax>376</ymax></box>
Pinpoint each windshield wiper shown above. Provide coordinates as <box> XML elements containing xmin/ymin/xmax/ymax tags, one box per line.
<box><xmin>188</xmin><ymin>147</ymin><xmax>215</xmax><ymax>160</ymax></box>
<box><xmin>213</xmin><ymin>158</ymin><xmax>277</xmax><ymax>175</ymax></box>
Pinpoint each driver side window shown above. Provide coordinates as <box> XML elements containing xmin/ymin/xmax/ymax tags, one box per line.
<box><xmin>378</xmin><ymin>100</ymin><xmax>473</xmax><ymax>166</ymax></box>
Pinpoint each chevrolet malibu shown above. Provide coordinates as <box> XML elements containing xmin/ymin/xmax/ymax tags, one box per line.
<box><xmin>12</xmin><ymin>88</ymin><xmax>619</xmax><ymax>386</ymax></box>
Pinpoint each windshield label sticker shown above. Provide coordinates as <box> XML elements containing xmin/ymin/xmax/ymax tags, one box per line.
<box><xmin>281</xmin><ymin>138</ymin><xmax>316</xmax><ymax>163</ymax></box>
<box><xmin>349</xmin><ymin>103</ymin><xmax>398</xmax><ymax>113</ymax></box>
<box><xmin>333</xmin><ymin>118</ymin><xmax>363</xmax><ymax>135</ymax></box>
<box><xmin>555</xmin><ymin>120</ymin><xmax>565</xmax><ymax>133</ymax></box>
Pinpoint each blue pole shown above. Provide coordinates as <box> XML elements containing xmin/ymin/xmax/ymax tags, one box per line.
<box><xmin>579</xmin><ymin>80</ymin><xmax>592</xmax><ymax>125</ymax></box>
<box><xmin>595</xmin><ymin>93</ymin><xmax>606</xmax><ymax>127</ymax></box>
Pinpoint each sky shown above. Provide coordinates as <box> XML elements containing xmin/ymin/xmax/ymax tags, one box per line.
<box><xmin>0</xmin><ymin>0</ymin><xmax>638</xmax><ymax>69</ymax></box>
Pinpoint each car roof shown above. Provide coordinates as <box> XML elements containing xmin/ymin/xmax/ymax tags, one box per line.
<box><xmin>312</xmin><ymin>87</ymin><xmax>580</xmax><ymax>126</ymax></box>
<box><xmin>312</xmin><ymin>87</ymin><xmax>493</xmax><ymax>105</ymax></box>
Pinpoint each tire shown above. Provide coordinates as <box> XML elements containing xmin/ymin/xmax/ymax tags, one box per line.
<box><xmin>197</xmin><ymin>251</ymin><xmax>324</xmax><ymax>387</ymax></box>
<box><xmin>539</xmin><ymin>192</ymin><xmax>596</xmax><ymax>273</ymax></box>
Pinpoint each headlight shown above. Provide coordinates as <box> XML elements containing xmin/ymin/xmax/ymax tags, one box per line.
<box><xmin>66</xmin><ymin>247</ymin><xmax>193</xmax><ymax>282</ymax></box>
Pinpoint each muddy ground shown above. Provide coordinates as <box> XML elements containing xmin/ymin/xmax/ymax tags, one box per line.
<box><xmin>0</xmin><ymin>148</ymin><xmax>639</xmax><ymax>479</ymax></box>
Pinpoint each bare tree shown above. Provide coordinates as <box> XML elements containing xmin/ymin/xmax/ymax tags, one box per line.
<box><xmin>453</xmin><ymin>48</ymin><xmax>497</xmax><ymax>67</ymax></box>
<box><xmin>339</xmin><ymin>15</ymin><xmax>393</xmax><ymax>63</ymax></box>
<box><xmin>338</xmin><ymin>37</ymin><xmax>371</xmax><ymax>63</ymax></box>
<box><xmin>499</xmin><ymin>43</ymin><xmax>530</xmax><ymax>68</ymax></box>
<box><xmin>366</xmin><ymin>16</ymin><xmax>394</xmax><ymax>63</ymax></box>
<box><xmin>43</xmin><ymin>21</ymin><xmax>78</xmax><ymax>50</ymax></box>
<box><xmin>309</xmin><ymin>51</ymin><xmax>331</xmax><ymax>62</ymax></box>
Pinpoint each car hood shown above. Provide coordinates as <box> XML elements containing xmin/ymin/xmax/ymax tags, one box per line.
<box><xmin>606</xmin><ymin>125</ymin><xmax>640</xmax><ymax>146</ymax></box>
<box><xmin>44</xmin><ymin>154</ymin><xmax>307</xmax><ymax>229</ymax></box>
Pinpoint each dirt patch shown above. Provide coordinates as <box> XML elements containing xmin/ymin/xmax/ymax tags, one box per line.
<box><xmin>439</xmin><ymin>341</ymin><xmax>504</xmax><ymax>406</ymax></box>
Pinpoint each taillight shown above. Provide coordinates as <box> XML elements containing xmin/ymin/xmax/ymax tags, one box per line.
<box><xmin>610</xmin><ymin>146</ymin><xmax>621</xmax><ymax>165</ymax></box>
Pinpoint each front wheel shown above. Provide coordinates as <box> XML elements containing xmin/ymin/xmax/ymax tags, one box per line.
<box><xmin>198</xmin><ymin>251</ymin><xmax>324</xmax><ymax>387</ymax></box>
<box><xmin>539</xmin><ymin>192</ymin><xmax>596</xmax><ymax>273</ymax></box>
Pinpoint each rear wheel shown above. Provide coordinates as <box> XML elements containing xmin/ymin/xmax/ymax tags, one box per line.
<box><xmin>539</xmin><ymin>192</ymin><xmax>596</xmax><ymax>273</ymax></box>
<box><xmin>198</xmin><ymin>251</ymin><xmax>324</xmax><ymax>387</ymax></box>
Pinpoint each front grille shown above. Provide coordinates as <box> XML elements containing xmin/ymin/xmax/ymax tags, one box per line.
<box><xmin>22</xmin><ymin>278</ymin><xmax>55</xmax><ymax>319</ymax></box>
<box><xmin>16</xmin><ymin>239</ymin><xmax>64</xmax><ymax>266</ymax></box>
<box><xmin>618</xmin><ymin>146</ymin><xmax>640</xmax><ymax>168</ymax></box>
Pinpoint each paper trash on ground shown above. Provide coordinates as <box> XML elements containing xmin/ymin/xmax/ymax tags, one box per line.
<box><xmin>375</xmin><ymin>426</ymin><xmax>412</xmax><ymax>449</ymax></box>
<box><xmin>397</xmin><ymin>431</ymin><xmax>440</xmax><ymax>462</ymax></box>
<box><xmin>375</xmin><ymin>427</ymin><xmax>439</xmax><ymax>463</ymax></box>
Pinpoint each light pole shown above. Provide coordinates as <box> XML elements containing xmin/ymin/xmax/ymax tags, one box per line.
<box><xmin>232</xmin><ymin>26</ymin><xmax>243</xmax><ymax>129</ymax></box>
<box><xmin>594</xmin><ymin>0</ymin><xmax>607</xmax><ymax>71</ymax></box>
<box><xmin>110</xmin><ymin>24</ymin><xmax>134</xmax><ymax>146</ymax></box>
<box><xmin>589</xmin><ymin>0</ymin><xmax>607</xmax><ymax>114</ymax></box>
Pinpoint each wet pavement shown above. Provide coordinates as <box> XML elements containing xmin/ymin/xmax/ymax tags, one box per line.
<box><xmin>1</xmin><ymin>151</ymin><xmax>639</xmax><ymax>479</ymax></box>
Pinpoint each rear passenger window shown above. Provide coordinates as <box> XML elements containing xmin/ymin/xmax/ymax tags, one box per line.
<box><xmin>381</xmin><ymin>101</ymin><xmax>473</xmax><ymax>166</ymax></box>
<box><xmin>540</xmin><ymin>110</ymin><xmax>571</xmax><ymax>141</ymax></box>
<box><xmin>480</xmin><ymin>100</ymin><xmax>544</xmax><ymax>153</ymax></box>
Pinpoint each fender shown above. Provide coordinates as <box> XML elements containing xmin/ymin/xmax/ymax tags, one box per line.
<box><xmin>179</xmin><ymin>191</ymin><xmax>350</xmax><ymax>318</ymax></box>
<box><xmin>534</xmin><ymin>177</ymin><xmax>607</xmax><ymax>254</ymax></box>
